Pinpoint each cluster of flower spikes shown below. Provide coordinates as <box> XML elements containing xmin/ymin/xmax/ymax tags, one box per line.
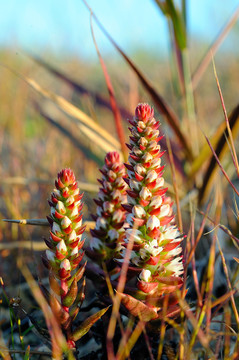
<box><xmin>87</xmin><ymin>151</ymin><xmax>128</xmax><ymax>272</ymax></box>
<box><xmin>121</xmin><ymin>103</ymin><xmax>184</xmax><ymax>316</ymax></box>
<box><xmin>43</xmin><ymin>169</ymin><xmax>86</xmax><ymax>348</ymax></box>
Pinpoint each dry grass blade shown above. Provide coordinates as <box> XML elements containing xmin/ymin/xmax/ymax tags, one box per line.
<box><xmin>17</xmin><ymin>260</ymin><xmax>71</xmax><ymax>359</ymax></box>
<box><xmin>26</xmin><ymin>77</ymin><xmax>121</xmax><ymax>153</ymax></box>
<box><xmin>217</xmin><ymin>239</ymin><xmax>239</xmax><ymax>327</ymax></box>
<box><xmin>116</xmin><ymin>321</ymin><xmax>146</xmax><ymax>360</ymax></box>
<box><xmin>212</xmin><ymin>58</ymin><xmax>239</xmax><ymax>176</ymax></box>
<box><xmin>1</xmin><ymin>176</ymin><xmax>99</xmax><ymax>192</ymax></box>
<box><xmin>166</xmin><ymin>135</ymin><xmax>183</xmax><ymax>232</ymax></box>
<box><xmin>83</xmin><ymin>0</ymin><xmax>192</xmax><ymax>160</ymax></box>
<box><xmin>90</xmin><ymin>16</ymin><xmax>128</xmax><ymax>160</ymax></box>
<box><xmin>2</xmin><ymin>219</ymin><xmax>94</xmax><ymax>232</ymax></box>
<box><xmin>35</xmin><ymin>104</ymin><xmax>104</xmax><ymax>166</ymax></box>
<box><xmin>199</xmin><ymin>104</ymin><xmax>239</xmax><ymax>203</ymax></box>
<box><xmin>29</xmin><ymin>54</ymin><xmax>131</xmax><ymax>119</ymax></box>
<box><xmin>192</xmin><ymin>5</ymin><xmax>239</xmax><ymax>89</ymax></box>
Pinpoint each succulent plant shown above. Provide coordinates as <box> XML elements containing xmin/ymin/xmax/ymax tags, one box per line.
<box><xmin>119</xmin><ymin>103</ymin><xmax>184</xmax><ymax>320</ymax></box>
<box><xmin>42</xmin><ymin>169</ymin><xmax>109</xmax><ymax>348</ymax></box>
<box><xmin>86</xmin><ymin>151</ymin><xmax>128</xmax><ymax>273</ymax></box>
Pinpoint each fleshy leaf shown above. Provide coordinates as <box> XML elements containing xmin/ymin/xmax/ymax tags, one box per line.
<box><xmin>117</xmin><ymin>292</ymin><xmax>158</xmax><ymax>321</ymax></box>
<box><xmin>62</xmin><ymin>278</ymin><xmax>78</xmax><ymax>308</ymax></box>
<box><xmin>72</xmin><ymin>306</ymin><xmax>110</xmax><ymax>342</ymax></box>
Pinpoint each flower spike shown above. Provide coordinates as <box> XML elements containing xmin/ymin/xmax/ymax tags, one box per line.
<box><xmin>43</xmin><ymin>168</ymin><xmax>86</xmax><ymax>348</ymax></box>
<box><xmin>120</xmin><ymin>104</ymin><xmax>184</xmax><ymax>319</ymax></box>
<box><xmin>86</xmin><ymin>151</ymin><xmax>128</xmax><ymax>272</ymax></box>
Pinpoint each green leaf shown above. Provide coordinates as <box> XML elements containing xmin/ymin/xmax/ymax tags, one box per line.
<box><xmin>72</xmin><ymin>306</ymin><xmax>110</xmax><ymax>342</ymax></box>
<box><xmin>117</xmin><ymin>292</ymin><xmax>158</xmax><ymax>321</ymax></box>
<box><xmin>62</xmin><ymin>278</ymin><xmax>78</xmax><ymax>308</ymax></box>
<box><xmin>24</xmin><ymin>345</ymin><xmax>30</xmax><ymax>360</ymax></box>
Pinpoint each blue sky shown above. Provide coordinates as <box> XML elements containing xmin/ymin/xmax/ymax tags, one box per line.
<box><xmin>0</xmin><ymin>0</ymin><xmax>239</xmax><ymax>60</ymax></box>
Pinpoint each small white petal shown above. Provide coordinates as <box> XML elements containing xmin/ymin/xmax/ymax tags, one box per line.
<box><xmin>108</xmin><ymin>229</ymin><xmax>119</xmax><ymax>241</ymax></box>
<box><xmin>139</xmin><ymin>187</ymin><xmax>152</xmax><ymax>200</ymax></box>
<box><xmin>146</xmin><ymin>170</ymin><xmax>158</xmax><ymax>183</ymax></box>
<box><xmin>150</xmin><ymin>196</ymin><xmax>162</xmax><ymax>209</ymax></box>
<box><xmin>52</xmin><ymin>222</ymin><xmax>61</xmax><ymax>234</ymax></box>
<box><xmin>151</xmin><ymin>157</ymin><xmax>162</xmax><ymax>168</ymax></box>
<box><xmin>125</xmin><ymin>229</ymin><xmax>143</xmax><ymax>243</ymax></box>
<box><xmin>132</xmin><ymin>205</ymin><xmax>146</xmax><ymax>218</ymax></box>
<box><xmin>112</xmin><ymin>189</ymin><xmax>121</xmax><ymax>200</ymax></box>
<box><xmin>112</xmin><ymin>209</ymin><xmax>124</xmax><ymax>222</ymax></box>
<box><xmin>56</xmin><ymin>240</ymin><xmax>67</xmax><ymax>253</ymax></box>
<box><xmin>69</xmin><ymin>230</ymin><xmax>77</xmax><ymax>242</ymax></box>
<box><xmin>139</xmin><ymin>137</ymin><xmax>148</xmax><ymax>147</ymax></box>
<box><xmin>103</xmin><ymin>201</ymin><xmax>115</xmax><ymax>213</ymax></box>
<box><xmin>159</xmin><ymin>204</ymin><xmax>170</xmax><ymax>218</ymax></box>
<box><xmin>71</xmin><ymin>246</ymin><xmax>78</xmax><ymax>256</ymax></box>
<box><xmin>139</xmin><ymin>269</ymin><xmax>151</xmax><ymax>282</ymax></box>
<box><xmin>56</xmin><ymin>201</ymin><xmax>66</xmax><ymax>214</ymax></box>
<box><xmin>71</xmin><ymin>206</ymin><xmax>79</xmax><ymax>217</ymax></box>
<box><xmin>65</xmin><ymin>195</ymin><xmax>75</xmax><ymax>206</ymax></box>
<box><xmin>46</xmin><ymin>250</ymin><xmax>55</xmax><ymax>262</ymax></box>
<box><xmin>95</xmin><ymin>217</ymin><xmax>107</xmax><ymax>230</ymax></box>
<box><xmin>142</xmin><ymin>152</ymin><xmax>153</xmax><ymax>162</ymax></box>
<box><xmin>147</xmin><ymin>215</ymin><xmax>160</xmax><ymax>230</ymax></box>
<box><xmin>134</xmin><ymin>164</ymin><xmax>146</xmax><ymax>176</ymax></box>
<box><xmin>72</xmin><ymin>188</ymin><xmax>80</xmax><ymax>196</ymax></box>
<box><xmin>60</xmin><ymin>259</ymin><xmax>71</xmax><ymax>271</ymax></box>
<box><xmin>61</xmin><ymin>216</ymin><xmax>71</xmax><ymax>229</ymax></box>
<box><xmin>129</xmin><ymin>179</ymin><xmax>141</xmax><ymax>191</ymax></box>
<box><xmin>74</xmin><ymin>218</ymin><xmax>83</xmax><ymax>229</ymax></box>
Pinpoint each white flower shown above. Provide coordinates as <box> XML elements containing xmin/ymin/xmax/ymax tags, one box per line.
<box><xmin>65</xmin><ymin>195</ymin><xmax>74</xmax><ymax>206</ymax></box>
<box><xmin>145</xmin><ymin>240</ymin><xmax>163</xmax><ymax>257</ymax></box>
<box><xmin>71</xmin><ymin>246</ymin><xmax>78</xmax><ymax>256</ymax></box>
<box><xmin>159</xmin><ymin>204</ymin><xmax>170</xmax><ymax>218</ymax></box>
<box><xmin>108</xmin><ymin>229</ymin><xmax>119</xmax><ymax>241</ymax></box>
<box><xmin>139</xmin><ymin>137</ymin><xmax>148</xmax><ymax>147</ymax></box>
<box><xmin>129</xmin><ymin>179</ymin><xmax>141</xmax><ymax>191</ymax></box>
<box><xmin>61</xmin><ymin>216</ymin><xmax>71</xmax><ymax>229</ymax></box>
<box><xmin>72</xmin><ymin>188</ymin><xmax>80</xmax><ymax>196</ymax></box>
<box><xmin>68</xmin><ymin>230</ymin><xmax>77</xmax><ymax>242</ymax></box>
<box><xmin>146</xmin><ymin>170</ymin><xmax>158</xmax><ymax>182</ymax></box>
<box><xmin>46</xmin><ymin>250</ymin><xmax>55</xmax><ymax>262</ymax></box>
<box><xmin>96</xmin><ymin>206</ymin><xmax>103</xmax><ymax>217</ymax></box>
<box><xmin>149</xmin><ymin>196</ymin><xmax>162</xmax><ymax>209</ymax></box>
<box><xmin>112</xmin><ymin>209</ymin><xmax>125</xmax><ymax>222</ymax></box>
<box><xmin>139</xmin><ymin>187</ymin><xmax>151</xmax><ymax>200</ymax></box>
<box><xmin>91</xmin><ymin>237</ymin><xmax>101</xmax><ymax>250</ymax></box>
<box><xmin>154</xmin><ymin>177</ymin><xmax>164</xmax><ymax>189</ymax></box>
<box><xmin>56</xmin><ymin>240</ymin><xmax>67</xmax><ymax>253</ymax></box>
<box><xmin>71</xmin><ymin>206</ymin><xmax>79</xmax><ymax>217</ymax></box>
<box><xmin>74</xmin><ymin>218</ymin><xmax>83</xmax><ymax>229</ymax></box>
<box><xmin>56</xmin><ymin>201</ymin><xmax>66</xmax><ymax>214</ymax></box>
<box><xmin>125</xmin><ymin>229</ymin><xmax>143</xmax><ymax>243</ymax></box>
<box><xmin>134</xmin><ymin>164</ymin><xmax>146</xmax><ymax>176</ymax></box>
<box><xmin>137</xmin><ymin>121</ymin><xmax>146</xmax><ymax>130</ymax></box>
<box><xmin>103</xmin><ymin>201</ymin><xmax>115</xmax><ymax>213</ymax></box>
<box><xmin>127</xmin><ymin>194</ymin><xmax>136</xmax><ymax>205</ymax></box>
<box><xmin>98</xmin><ymin>190</ymin><xmax>105</xmax><ymax>201</ymax></box>
<box><xmin>95</xmin><ymin>217</ymin><xmax>107</xmax><ymax>230</ymax></box>
<box><xmin>147</xmin><ymin>215</ymin><xmax>160</xmax><ymax>230</ymax></box>
<box><xmin>60</xmin><ymin>259</ymin><xmax>71</xmax><ymax>271</ymax></box>
<box><xmin>166</xmin><ymin>257</ymin><xmax>183</xmax><ymax>276</ymax></box>
<box><xmin>151</xmin><ymin>157</ymin><xmax>162</xmax><ymax>168</ymax></box>
<box><xmin>132</xmin><ymin>205</ymin><xmax>146</xmax><ymax>218</ymax></box>
<box><xmin>112</xmin><ymin>189</ymin><xmax>121</xmax><ymax>200</ymax></box>
<box><xmin>52</xmin><ymin>222</ymin><xmax>61</xmax><ymax>234</ymax></box>
<box><xmin>53</xmin><ymin>189</ymin><xmax>61</xmax><ymax>198</ymax></box>
<box><xmin>139</xmin><ymin>269</ymin><xmax>151</xmax><ymax>282</ymax></box>
<box><xmin>142</xmin><ymin>152</ymin><xmax>153</xmax><ymax>162</ymax></box>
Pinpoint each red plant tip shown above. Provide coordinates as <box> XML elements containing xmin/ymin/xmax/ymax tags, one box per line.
<box><xmin>105</xmin><ymin>151</ymin><xmax>120</xmax><ymax>166</ymax></box>
<box><xmin>58</xmin><ymin>168</ymin><xmax>76</xmax><ymax>185</ymax></box>
<box><xmin>135</xmin><ymin>103</ymin><xmax>154</xmax><ymax>121</ymax></box>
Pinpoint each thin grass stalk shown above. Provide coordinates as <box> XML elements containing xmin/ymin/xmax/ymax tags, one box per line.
<box><xmin>217</xmin><ymin>239</ymin><xmax>239</xmax><ymax>328</ymax></box>
<box><xmin>106</xmin><ymin>224</ymin><xmax>137</xmax><ymax>359</ymax></box>
<box><xmin>205</xmin><ymin>183</ymin><xmax>222</xmax><ymax>336</ymax></box>
<box><xmin>212</xmin><ymin>58</ymin><xmax>239</xmax><ymax>177</ymax></box>
<box><xmin>157</xmin><ymin>296</ymin><xmax>169</xmax><ymax>359</ymax></box>
<box><xmin>90</xmin><ymin>16</ymin><xmax>128</xmax><ymax>161</ymax></box>
<box><xmin>203</xmin><ymin>132</ymin><xmax>239</xmax><ymax>197</ymax></box>
<box><xmin>166</xmin><ymin>136</ymin><xmax>183</xmax><ymax>232</ymax></box>
<box><xmin>116</xmin><ymin>317</ymin><xmax>134</xmax><ymax>360</ymax></box>
<box><xmin>117</xmin><ymin>321</ymin><xmax>146</xmax><ymax>360</ymax></box>
<box><xmin>224</xmin><ymin>305</ymin><xmax>231</xmax><ymax>359</ymax></box>
<box><xmin>189</xmin><ymin>209</ymin><xmax>203</xmax><ymax>307</ymax></box>
<box><xmin>192</xmin><ymin>5</ymin><xmax>239</xmax><ymax>89</ymax></box>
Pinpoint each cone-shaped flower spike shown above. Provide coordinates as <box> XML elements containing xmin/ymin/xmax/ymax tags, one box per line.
<box><xmin>87</xmin><ymin>151</ymin><xmax>128</xmax><ymax>271</ymax></box>
<box><xmin>43</xmin><ymin>168</ymin><xmax>86</xmax><ymax>348</ymax></box>
<box><xmin>120</xmin><ymin>104</ymin><xmax>184</xmax><ymax>318</ymax></box>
